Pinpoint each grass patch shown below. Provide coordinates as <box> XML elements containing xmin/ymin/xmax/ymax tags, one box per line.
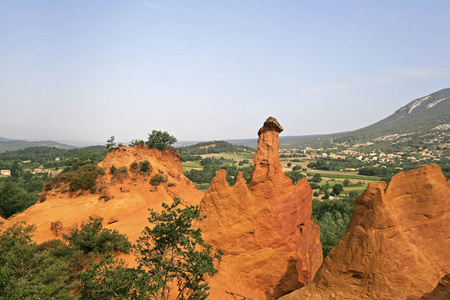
<box><xmin>306</xmin><ymin>172</ymin><xmax>382</xmax><ymax>181</ymax></box>
<box><xmin>195</xmin><ymin>183</ymin><xmax>210</xmax><ymax>191</ymax></box>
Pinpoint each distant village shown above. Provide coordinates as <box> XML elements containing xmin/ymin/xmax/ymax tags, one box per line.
<box><xmin>0</xmin><ymin>157</ymin><xmax>63</xmax><ymax>176</ymax></box>
<box><xmin>280</xmin><ymin>144</ymin><xmax>446</xmax><ymax>171</ymax></box>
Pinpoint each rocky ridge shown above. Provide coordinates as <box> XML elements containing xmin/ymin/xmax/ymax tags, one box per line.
<box><xmin>280</xmin><ymin>164</ymin><xmax>450</xmax><ymax>299</ymax></box>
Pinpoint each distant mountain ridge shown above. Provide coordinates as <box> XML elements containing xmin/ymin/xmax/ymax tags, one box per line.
<box><xmin>350</xmin><ymin>87</ymin><xmax>450</xmax><ymax>138</ymax></box>
<box><xmin>0</xmin><ymin>138</ymin><xmax>76</xmax><ymax>153</ymax></box>
<box><xmin>279</xmin><ymin>88</ymin><xmax>450</xmax><ymax>149</ymax></box>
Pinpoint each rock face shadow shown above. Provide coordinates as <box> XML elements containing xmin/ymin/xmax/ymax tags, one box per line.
<box><xmin>265</xmin><ymin>258</ymin><xmax>304</xmax><ymax>300</ymax></box>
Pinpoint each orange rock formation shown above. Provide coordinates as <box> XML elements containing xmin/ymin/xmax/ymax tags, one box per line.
<box><xmin>280</xmin><ymin>164</ymin><xmax>450</xmax><ymax>300</ymax></box>
<box><xmin>7</xmin><ymin>145</ymin><xmax>203</xmax><ymax>259</ymax></box>
<box><xmin>201</xmin><ymin>117</ymin><xmax>322</xmax><ymax>299</ymax></box>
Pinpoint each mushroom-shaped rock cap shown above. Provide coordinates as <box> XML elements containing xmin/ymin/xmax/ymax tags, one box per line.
<box><xmin>258</xmin><ymin>116</ymin><xmax>284</xmax><ymax>136</ymax></box>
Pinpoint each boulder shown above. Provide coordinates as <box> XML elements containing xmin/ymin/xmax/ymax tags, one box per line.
<box><xmin>161</xmin><ymin>174</ymin><xmax>168</xmax><ymax>183</ymax></box>
<box><xmin>120</xmin><ymin>186</ymin><xmax>130</xmax><ymax>193</ymax></box>
<box><xmin>108</xmin><ymin>216</ymin><xmax>119</xmax><ymax>224</ymax></box>
<box><xmin>50</xmin><ymin>220</ymin><xmax>64</xmax><ymax>237</ymax></box>
<box><xmin>89</xmin><ymin>214</ymin><xmax>101</xmax><ymax>221</ymax></box>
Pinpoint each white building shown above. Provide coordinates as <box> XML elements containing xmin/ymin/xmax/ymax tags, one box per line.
<box><xmin>1</xmin><ymin>170</ymin><xmax>11</xmax><ymax>176</ymax></box>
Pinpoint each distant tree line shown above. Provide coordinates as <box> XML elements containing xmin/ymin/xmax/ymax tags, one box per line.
<box><xmin>179</xmin><ymin>141</ymin><xmax>254</xmax><ymax>155</ymax></box>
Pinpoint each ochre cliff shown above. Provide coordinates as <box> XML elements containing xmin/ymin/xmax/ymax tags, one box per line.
<box><xmin>280</xmin><ymin>164</ymin><xmax>450</xmax><ymax>300</ymax></box>
<box><xmin>8</xmin><ymin>145</ymin><xmax>203</xmax><ymax>261</ymax></box>
<box><xmin>201</xmin><ymin>117</ymin><xmax>322</xmax><ymax>299</ymax></box>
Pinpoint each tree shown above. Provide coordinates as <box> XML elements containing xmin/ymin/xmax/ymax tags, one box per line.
<box><xmin>0</xmin><ymin>222</ymin><xmax>77</xmax><ymax>299</ymax></box>
<box><xmin>285</xmin><ymin>171</ymin><xmax>305</xmax><ymax>185</ymax></box>
<box><xmin>10</xmin><ymin>161</ymin><xmax>21</xmax><ymax>178</ymax></box>
<box><xmin>287</xmin><ymin>162</ymin><xmax>292</xmax><ymax>168</ymax></box>
<box><xmin>311</xmin><ymin>173</ymin><xmax>322</xmax><ymax>183</ymax></box>
<box><xmin>343</xmin><ymin>179</ymin><xmax>350</xmax><ymax>187</ymax></box>
<box><xmin>319</xmin><ymin>183</ymin><xmax>330</xmax><ymax>193</ymax></box>
<box><xmin>134</xmin><ymin>198</ymin><xmax>222</xmax><ymax>300</ymax></box>
<box><xmin>332</xmin><ymin>184</ymin><xmax>344</xmax><ymax>196</ymax></box>
<box><xmin>106</xmin><ymin>136</ymin><xmax>116</xmax><ymax>150</ymax></box>
<box><xmin>129</xmin><ymin>139</ymin><xmax>145</xmax><ymax>147</ymax></box>
<box><xmin>146</xmin><ymin>130</ymin><xmax>177</xmax><ymax>151</ymax></box>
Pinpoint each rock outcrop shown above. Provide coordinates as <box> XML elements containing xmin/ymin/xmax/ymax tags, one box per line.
<box><xmin>8</xmin><ymin>145</ymin><xmax>204</xmax><ymax>251</ymax></box>
<box><xmin>280</xmin><ymin>164</ymin><xmax>450</xmax><ymax>300</ymax></box>
<box><xmin>201</xmin><ymin>117</ymin><xmax>322</xmax><ymax>299</ymax></box>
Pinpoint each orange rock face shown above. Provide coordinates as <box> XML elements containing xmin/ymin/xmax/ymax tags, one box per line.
<box><xmin>7</xmin><ymin>145</ymin><xmax>203</xmax><ymax>261</ymax></box>
<box><xmin>200</xmin><ymin>117</ymin><xmax>322</xmax><ymax>299</ymax></box>
<box><xmin>280</xmin><ymin>164</ymin><xmax>450</xmax><ymax>300</ymax></box>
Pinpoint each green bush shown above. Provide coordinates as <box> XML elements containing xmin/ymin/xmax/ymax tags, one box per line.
<box><xmin>110</xmin><ymin>165</ymin><xmax>117</xmax><ymax>175</ymax></box>
<box><xmin>130</xmin><ymin>161</ymin><xmax>139</xmax><ymax>172</ymax></box>
<box><xmin>70</xmin><ymin>170</ymin><xmax>98</xmax><ymax>193</ymax></box>
<box><xmin>44</xmin><ymin>164</ymin><xmax>104</xmax><ymax>194</ymax></box>
<box><xmin>140</xmin><ymin>160</ymin><xmax>151</xmax><ymax>173</ymax></box>
<box><xmin>112</xmin><ymin>166</ymin><xmax>129</xmax><ymax>182</ymax></box>
<box><xmin>44</xmin><ymin>172</ymin><xmax>76</xmax><ymax>191</ymax></box>
<box><xmin>150</xmin><ymin>174</ymin><xmax>163</xmax><ymax>186</ymax></box>
<box><xmin>63</xmin><ymin>218</ymin><xmax>131</xmax><ymax>255</ymax></box>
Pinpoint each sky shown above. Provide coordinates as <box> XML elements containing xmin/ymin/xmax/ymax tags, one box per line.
<box><xmin>1</xmin><ymin>1</ymin><xmax>449</xmax><ymax>145</ymax></box>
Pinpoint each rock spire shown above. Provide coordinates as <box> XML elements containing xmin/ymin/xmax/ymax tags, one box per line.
<box><xmin>200</xmin><ymin>117</ymin><xmax>322</xmax><ymax>299</ymax></box>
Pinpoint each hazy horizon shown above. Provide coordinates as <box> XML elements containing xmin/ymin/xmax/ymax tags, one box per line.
<box><xmin>1</xmin><ymin>1</ymin><xmax>449</xmax><ymax>143</ymax></box>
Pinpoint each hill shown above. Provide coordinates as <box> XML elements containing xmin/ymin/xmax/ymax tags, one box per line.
<box><xmin>0</xmin><ymin>138</ymin><xmax>76</xmax><ymax>153</ymax></box>
<box><xmin>226</xmin><ymin>134</ymin><xmax>328</xmax><ymax>149</ymax></box>
<box><xmin>178</xmin><ymin>140</ymin><xmax>255</xmax><ymax>155</ymax></box>
<box><xmin>278</xmin><ymin>88</ymin><xmax>450</xmax><ymax>151</ymax></box>
<box><xmin>8</xmin><ymin>145</ymin><xmax>203</xmax><ymax>246</ymax></box>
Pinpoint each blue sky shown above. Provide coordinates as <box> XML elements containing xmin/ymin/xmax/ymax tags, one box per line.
<box><xmin>1</xmin><ymin>1</ymin><xmax>449</xmax><ymax>144</ymax></box>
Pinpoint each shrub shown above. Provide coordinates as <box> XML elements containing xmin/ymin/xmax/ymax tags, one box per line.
<box><xmin>63</xmin><ymin>218</ymin><xmax>131</xmax><ymax>255</ymax></box>
<box><xmin>150</xmin><ymin>174</ymin><xmax>163</xmax><ymax>186</ymax></box>
<box><xmin>112</xmin><ymin>166</ymin><xmax>129</xmax><ymax>183</ymax></box>
<box><xmin>110</xmin><ymin>165</ymin><xmax>117</xmax><ymax>175</ymax></box>
<box><xmin>44</xmin><ymin>172</ymin><xmax>76</xmax><ymax>191</ymax></box>
<box><xmin>130</xmin><ymin>161</ymin><xmax>139</xmax><ymax>173</ymax></box>
<box><xmin>129</xmin><ymin>139</ymin><xmax>145</xmax><ymax>147</ymax></box>
<box><xmin>140</xmin><ymin>161</ymin><xmax>151</xmax><ymax>173</ymax></box>
<box><xmin>70</xmin><ymin>170</ymin><xmax>98</xmax><ymax>193</ymax></box>
<box><xmin>44</xmin><ymin>164</ymin><xmax>104</xmax><ymax>194</ymax></box>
